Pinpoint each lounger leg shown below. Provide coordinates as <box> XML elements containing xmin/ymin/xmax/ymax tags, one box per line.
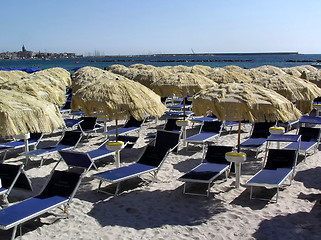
<box><xmin>40</xmin><ymin>157</ymin><xmax>43</xmax><ymax>167</ymax></box>
<box><xmin>97</xmin><ymin>180</ymin><xmax>103</xmax><ymax>192</ymax></box>
<box><xmin>3</xmin><ymin>150</ymin><xmax>8</xmax><ymax>161</ymax></box>
<box><xmin>11</xmin><ymin>225</ymin><xmax>18</xmax><ymax>240</ymax></box>
<box><xmin>250</xmin><ymin>186</ymin><xmax>253</xmax><ymax>200</ymax></box>
<box><xmin>206</xmin><ymin>183</ymin><xmax>211</xmax><ymax>197</ymax></box>
<box><xmin>276</xmin><ymin>187</ymin><xmax>279</xmax><ymax>203</ymax></box>
<box><xmin>114</xmin><ymin>183</ymin><xmax>121</xmax><ymax>196</ymax></box>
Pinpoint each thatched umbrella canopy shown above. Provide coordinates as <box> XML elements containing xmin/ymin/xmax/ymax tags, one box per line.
<box><xmin>0</xmin><ymin>89</ymin><xmax>65</xmax><ymax>136</ymax></box>
<box><xmin>192</xmin><ymin>82</ymin><xmax>302</xmax><ymax>151</ymax></box>
<box><xmin>72</xmin><ymin>73</ymin><xmax>166</xmax><ymax>140</ymax></box>
<box><xmin>253</xmin><ymin>65</ymin><xmax>286</xmax><ymax>75</ymax></box>
<box><xmin>107</xmin><ymin>65</ymin><xmax>140</xmax><ymax>81</ymax></box>
<box><xmin>161</xmin><ymin>65</ymin><xmax>193</xmax><ymax>73</ymax></box>
<box><xmin>299</xmin><ymin>69</ymin><xmax>321</xmax><ymax>88</ymax></box>
<box><xmin>151</xmin><ymin>72</ymin><xmax>216</xmax><ymax>98</ymax></box>
<box><xmin>0</xmin><ymin>77</ymin><xmax>67</xmax><ymax>107</ymax></box>
<box><xmin>132</xmin><ymin>69</ymin><xmax>172</xmax><ymax>89</ymax></box>
<box><xmin>150</xmin><ymin>72</ymin><xmax>216</xmax><ymax>120</ymax></box>
<box><xmin>252</xmin><ymin>74</ymin><xmax>321</xmax><ymax>114</ymax></box>
<box><xmin>223</xmin><ymin>66</ymin><xmax>271</xmax><ymax>80</ymax></box>
<box><xmin>282</xmin><ymin>67</ymin><xmax>302</xmax><ymax>77</ymax></box>
<box><xmin>205</xmin><ymin>68</ymin><xmax>252</xmax><ymax>84</ymax></box>
<box><xmin>128</xmin><ymin>64</ymin><xmax>156</xmax><ymax>70</ymax></box>
<box><xmin>72</xmin><ymin>76</ymin><xmax>165</xmax><ymax>121</ymax></box>
<box><xmin>0</xmin><ymin>67</ymin><xmax>71</xmax><ymax>107</ymax></box>
<box><xmin>190</xmin><ymin>65</ymin><xmax>213</xmax><ymax>76</ymax></box>
<box><xmin>31</xmin><ymin>67</ymin><xmax>71</xmax><ymax>88</ymax></box>
<box><xmin>0</xmin><ymin>70</ymin><xmax>28</xmax><ymax>84</ymax></box>
<box><xmin>72</xmin><ymin>66</ymin><xmax>119</xmax><ymax>93</ymax></box>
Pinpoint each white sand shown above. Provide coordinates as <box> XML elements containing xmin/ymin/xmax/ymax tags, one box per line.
<box><xmin>1</xmin><ymin>117</ymin><xmax>321</xmax><ymax>240</ymax></box>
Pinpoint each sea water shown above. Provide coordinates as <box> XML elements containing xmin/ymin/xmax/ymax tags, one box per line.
<box><xmin>0</xmin><ymin>53</ymin><xmax>321</xmax><ymax>72</ymax></box>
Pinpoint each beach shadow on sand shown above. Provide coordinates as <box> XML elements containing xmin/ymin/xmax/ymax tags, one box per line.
<box><xmin>86</xmin><ymin>188</ymin><xmax>227</xmax><ymax>229</ymax></box>
<box><xmin>253</xmin><ymin>202</ymin><xmax>321</xmax><ymax>240</ymax></box>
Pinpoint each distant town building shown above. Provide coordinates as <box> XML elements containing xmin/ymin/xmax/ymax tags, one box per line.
<box><xmin>0</xmin><ymin>45</ymin><xmax>82</xmax><ymax>60</ymax></box>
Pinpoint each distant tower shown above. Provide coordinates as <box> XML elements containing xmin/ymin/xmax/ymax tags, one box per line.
<box><xmin>22</xmin><ymin>45</ymin><xmax>26</xmax><ymax>52</ymax></box>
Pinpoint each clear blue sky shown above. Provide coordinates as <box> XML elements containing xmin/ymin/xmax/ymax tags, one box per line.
<box><xmin>1</xmin><ymin>0</ymin><xmax>321</xmax><ymax>55</ymax></box>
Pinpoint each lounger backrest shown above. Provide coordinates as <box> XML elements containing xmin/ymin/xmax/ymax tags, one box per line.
<box><xmin>298</xmin><ymin>127</ymin><xmax>321</xmax><ymax>142</ymax></box>
<box><xmin>79</xmin><ymin>117</ymin><xmax>97</xmax><ymax>130</ymax></box>
<box><xmin>154</xmin><ymin>129</ymin><xmax>181</xmax><ymax>152</ymax></box>
<box><xmin>164</xmin><ymin>118</ymin><xmax>181</xmax><ymax>131</ymax></box>
<box><xmin>204</xmin><ymin>145</ymin><xmax>233</xmax><ymax>164</ymax></box>
<box><xmin>264</xmin><ymin>149</ymin><xmax>297</xmax><ymax>170</ymax></box>
<box><xmin>137</xmin><ymin>145</ymin><xmax>168</xmax><ymax>167</ymax></box>
<box><xmin>124</xmin><ymin>117</ymin><xmax>144</xmax><ymax>128</ymax></box>
<box><xmin>0</xmin><ymin>164</ymin><xmax>32</xmax><ymax>191</ymax></box>
<box><xmin>58</xmin><ymin>150</ymin><xmax>93</xmax><ymax>169</ymax></box>
<box><xmin>29</xmin><ymin>132</ymin><xmax>43</xmax><ymax>141</ymax></box>
<box><xmin>201</xmin><ymin>121</ymin><xmax>222</xmax><ymax>133</ymax></box>
<box><xmin>59</xmin><ymin>131</ymin><xmax>82</xmax><ymax>146</ymax></box>
<box><xmin>36</xmin><ymin>170</ymin><xmax>81</xmax><ymax>199</ymax></box>
<box><xmin>250</xmin><ymin>121</ymin><xmax>275</xmax><ymax>138</ymax></box>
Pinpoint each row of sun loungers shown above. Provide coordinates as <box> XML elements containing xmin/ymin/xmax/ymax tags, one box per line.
<box><xmin>0</xmin><ymin>112</ymin><xmax>320</xmax><ymax>238</ymax></box>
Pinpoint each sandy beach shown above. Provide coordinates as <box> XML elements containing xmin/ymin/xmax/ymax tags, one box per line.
<box><xmin>1</xmin><ymin>115</ymin><xmax>321</xmax><ymax>240</ymax></box>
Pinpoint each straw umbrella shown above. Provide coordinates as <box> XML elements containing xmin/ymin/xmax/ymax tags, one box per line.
<box><xmin>0</xmin><ymin>70</ymin><xmax>28</xmax><ymax>83</ymax></box>
<box><xmin>151</xmin><ymin>72</ymin><xmax>216</xmax><ymax>117</ymax></box>
<box><xmin>193</xmin><ymin>82</ymin><xmax>302</xmax><ymax>150</ymax></box>
<box><xmin>71</xmin><ymin>66</ymin><xmax>108</xmax><ymax>92</ymax></box>
<box><xmin>192</xmin><ymin>82</ymin><xmax>302</xmax><ymax>187</ymax></box>
<box><xmin>205</xmin><ymin>68</ymin><xmax>252</xmax><ymax>84</ymax></box>
<box><xmin>253</xmin><ymin>65</ymin><xmax>286</xmax><ymax>75</ymax></box>
<box><xmin>252</xmin><ymin>74</ymin><xmax>321</xmax><ymax>114</ymax></box>
<box><xmin>71</xmin><ymin>74</ymin><xmax>166</xmax><ymax>167</ymax></box>
<box><xmin>150</xmin><ymin>72</ymin><xmax>216</xmax><ymax>142</ymax></box>
<box><xmin>0</xmin><ymin>89</ymin><xmax>65</xmax><ymax>156</ymax></box>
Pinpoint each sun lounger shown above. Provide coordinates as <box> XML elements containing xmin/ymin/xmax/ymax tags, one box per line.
<box><xmin>178</xmin><ymin>145</ymin><xmax>233</xmax><ymax>196</ymax></box>
<box><xmin>163</xmin><ymin>110</ymin><xmax>194</xmax><ymax>119</ymax></box>
<box><xmin>240</xmin><ymin>121</ymin><xmax>276</xmax><ymax>158</ymax></box>
<box><xmin>299</xmin><ymin>115</ymin><xmax>321</xmax><ymax>126</ymax></box>
<box><xmin>245</xmin><ymin>148</ymin><xmax>299</xmax><ymax>203</ymax></box>
<box><xmin>0</xmin><ymin>169</ymin><xmax>84</xmax><ymax>240</ymax></box>
<box><xmin>58</xmin><ymin>139</ymin><xmax>132</xmax><ymax>171</ymax></box>
<box><xmin>185</xmin><ymin>121</ymin><xmax>223</xmax><ymax>151</ymax></box>
<box><xmin>73</xmin><ymin>117</ymin><xmax>102</xmax><ymax>139</ymax></box>
<box><xmin>105</xmin><ymin>116</ymin><xmax>144</xmax><ymax>138</ymax></box>
<box><xmin>167</xmin><ymin>97</ymin><xmax>192</xmax><ymax>111</ymax></box>
<box><xmin>0</xmin><ymin>163</ymin><xmax>33</xmax><ymax>206</ymax></box>
<box><xmin>0</xmin><ymin>133</ymin><xmax>43</xmax><ymax>161</ymax></box>
<box><xmin>93</xmin><ymin>130</ymin><xmax>181</xmax><ymax>196</ymax></box>
<box><xmin>284</xmin><ymin>127</ymin><xmax>321</xmax><ymax>161</ymax></box>
<box><xmin>22</xmin><ymin>131</ymin><xmax>83</xmax><ymax>166</ymax></box>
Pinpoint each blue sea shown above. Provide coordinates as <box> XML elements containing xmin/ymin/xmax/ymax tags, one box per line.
<box><xmin>1</xmin><ymin>53</ymin><xmax>321</xmax><ymax>72</ymax></box>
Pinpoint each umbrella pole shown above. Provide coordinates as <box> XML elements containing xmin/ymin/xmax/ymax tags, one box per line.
<box><xmin>183</xmin><ymin>97</ymin><xmax>186</xmax><ymax>120</ymax></box>
<box><xmin>237</xmin><ymin>120</ymin><xmax>241</xmax><ymax>153</ymax></box>
<box><xmin>115</xmin><ymin>119</ymin><xmax>118</xmax><ymax>142</ymax></box>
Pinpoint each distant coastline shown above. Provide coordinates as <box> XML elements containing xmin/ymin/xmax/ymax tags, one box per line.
<box><xmin>89</xmin><ymin>52</ymin><xmax>299</xmax><ymax>59</ymax></box>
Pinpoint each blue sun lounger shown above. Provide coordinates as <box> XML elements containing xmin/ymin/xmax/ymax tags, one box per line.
<box><xmin>0</xmin><ymin>169</ymin><xmax>84</xmax><ymax>240</ymax></box>
<box><xmin>93</xmin><ymin>130</ymin><xmax>181</xmax><ymax>196</ymax></box>
<box><xmin>22</xmin><ymin>131</ymin><xmax>83</xmax><ymax>166</ymax></box>
<box><xmin>185</xmin><ymin>121</ymin><xmax>223</xmax><ymax>151</ymax></box>
<box><xmin>0</xmin><ymin>133</ymin><xmax>43</xmax><ymax>161</ymax></box>
<box><xmin>178</xmin><ymin>145</ymin><xmax>233</xmax><ymax>196</ymax></box>
<box><xmin>58</xmin><ymin>139</ymin><xmax>133</xmax><ymax>171</ymax></box>
<box><xmin>240</xmin><ymin>121</ymin><xmax>276</xmax><ymax>158</ymax></box>
<box><xmin>284</xmin><ymin>127</ymin><xmax>321</xmax><ymax>161</ymax></box>
<box><xmin>0</xmin><ymin>163</ymin><xmax>33</xmax><ymax>206</ymax></box>
<box><xmin>105</xmin><ymin>117</ymin><xmax>144</xmax><ymax>138</ymax></box>
<box><xmin>245</xmin><ymin>134</ymin><xmax>301</xmax><ymax>203</ymax></box>
<box><xmin>245</xmin><ymin>148</ymin><xmax>299</xmax><ymax>203</ymax></box>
